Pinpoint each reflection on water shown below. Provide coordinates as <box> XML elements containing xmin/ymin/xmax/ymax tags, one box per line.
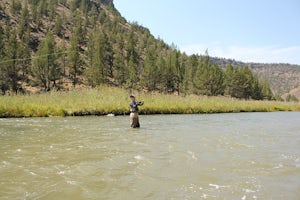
<box><xmin>0</xmin><ymin>112</ymin><xmax>300</xmax><ymax>199</ymax></box>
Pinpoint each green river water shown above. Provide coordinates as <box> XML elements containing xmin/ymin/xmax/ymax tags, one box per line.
<box><xmin>0</xmin><ymin>112</ymin><xmax>300</xmax><ymax>199</ymax></box>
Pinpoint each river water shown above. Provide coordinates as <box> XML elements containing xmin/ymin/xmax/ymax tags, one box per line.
<box><xmin>0</xmin><ymin>112</ymin><xmax>299</xmax><ymax>200</ymax></box>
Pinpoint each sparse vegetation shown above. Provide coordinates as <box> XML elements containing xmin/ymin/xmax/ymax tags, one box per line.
<box><xmin>0</xmin><ymin>87</ymin><xmax>299</xmax><ymax>118</ymax></box>
<box><xmin>211</xmin><ymin>58</ymin><xmax>300</xmax><ymax>96</ymax></box>
<box><xmin>285</xmin><ymin>94</ymin><xmax>299</xmax><ymax>102</ymax></box>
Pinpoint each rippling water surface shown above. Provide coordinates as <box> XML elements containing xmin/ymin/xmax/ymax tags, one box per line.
<box><xmin>1</xmin><ymin>112</ymin><xmax>300</xmax><ymax>199</ymax></box>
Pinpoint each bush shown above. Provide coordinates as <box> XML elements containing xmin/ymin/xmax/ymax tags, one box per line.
<box><xmin>286</xmin><ymin>94</ymin><xmax>299</xmax><ymax>102</ymax></box>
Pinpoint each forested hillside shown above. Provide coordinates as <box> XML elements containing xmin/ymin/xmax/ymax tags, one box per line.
<box><xmin>0</xmin><ymin>0</ymin><xmax>274</xmax><ymax>100</ymax></box>
<box><xmin>211</xmin><ymin>57</ymin><xmax>300</xmax><ymax>96</ymax></box>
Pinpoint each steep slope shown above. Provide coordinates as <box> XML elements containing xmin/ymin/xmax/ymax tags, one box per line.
<box><xmin>211</xmin><ymin>57</ymin><xmax>300</xmax><ymax>95</ymax></box>
<box><xmin>0</xmin><ymin>0</ymin><xmax>290</xmax><ymax>100</ymax></box>
<box><xmin>282</xmin><ymin>86</ymin><xmax>300</xmax><ymax>101</ymax></box>
<box><xmin>0</xmin><ymin>0</ymin><xmax>162</xmax><ymax>91</ymax></box>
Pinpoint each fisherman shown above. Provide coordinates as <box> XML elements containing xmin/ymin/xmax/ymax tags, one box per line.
<box><xmin>129</xmin><ymin>95</ymin><xmax>144</xmax><ymax>128</ymax></box>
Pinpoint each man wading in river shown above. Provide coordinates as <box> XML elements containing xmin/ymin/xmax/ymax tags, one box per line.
<box><xmin>129</xmin><ymin>95</ymin><xmax>144</xmax><ymax>128</ymax></box>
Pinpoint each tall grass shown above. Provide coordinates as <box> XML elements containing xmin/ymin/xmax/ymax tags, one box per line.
<box><xmin>140</xmin><ymin>93</ymin><xmax>300</xmax><ymax>114</ymax></box>
<box><xmin>0</xmin><ymin>86</ymin><xmax>299</xmax><ymax>117</ymax></box>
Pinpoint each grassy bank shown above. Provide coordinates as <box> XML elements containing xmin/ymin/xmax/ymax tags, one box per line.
<box><xmin>0</xmin><ymin>87</ymin><xmax>299</xmax><ymax>117</ymax></box>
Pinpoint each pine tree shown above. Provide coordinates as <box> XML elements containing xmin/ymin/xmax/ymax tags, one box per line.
<box><xmin>54</xmin><ymin>15</ymin><xmax>63</xmax><ymax>37</ymax></box>
<box><xmin>164</xmin><ymin>53</ymin><xmax>176</xmax><ymax>93</ymax></box>
<box><xmin>230</xmin><ymin>67</ymin><xmax>245</xmax><ymax>98</ymax></box>
<box><xmin>59</xmin><ymin>0</ymin><xmax>67</xmax><ymax>6</ymax></box>
<box><xmin>74</xmin><ymin>13</ymin><xmax>85</xmax><ymax>45</ymax></box>
<box><xmin>11</xmin><ymin>0</ymin><xmax>22</xmax><ymax>15</ymax></box>
<box><xmin>86</xmin><ymin>29</ymin><xmax>113</xmax><ymax>86</ymax></box>
<box><xmin>113</xmin><ymin>34</ymin><xmax>127</xmax><ymax>86</ymax></box>
<box><xmin>71</xmin><ymin>0</ymin><xmax>81</xmax><ymax>12</ymax></box>
<box><xmin>0</xmin><ymin>0</ymin><xmax>278</xmax><ymax>97</ymax></box>
<box><xmin>18</xmin><ymin>2</ymin><xmax>29</xmax><ymax>40</ymax></box>
<box><xmin>98</xmin><ymin>10</ymin><xmax>107</xmax><ymax>24</ymax></box>
<box><xmin>30</xmin><ymin>2</ymin><xmax>38</xmax><ymax>22</ymax></box>
<box><xmin>193</xmin><ymin>60</ymin><xmax>207</xmax><ymax>95</ymax></box>
<box><xmin>5</xmin><ymin>30</ymin><xmax>20</xmax><ymax>94</ymax></box>
<box><xmin>251</xmin><ymin>75</ymin><xmax>263</xmax><ymax>100</ymax></box>
<box><xmin>38</xmin><ymin>0</ymin><xmax>48</xmax><ymax>17</ymax></box>
<box><xmin>193</xmin><ymin>53</ymin><xmax>224</xmax><ymax>96</ymax></box>
<box><xmin>68</xmin><ymin>34</ymin><xmax>81</xmax><ymax>87</ymax></box>
<box><xmin>18</xmin><ymin>40</ymin><xmax>31</xmax><ymax>79</ymax></box>
<box><xmin>86</xmin><ymin>29</ymin><xmax>103</xmax><ymax>86</ymax></box>
<box><xmin>286</xmin><ymin>94</ymin><xmax>298</xmax><ymax>102</ymax></box>
<box><xmin>48</xmin><ymin>0</ymin><xmax>57</xmax><ymax>20</ymax></box>
<box><xmin>178</xmin><ymin>53</ymin><xmax>188</xmax><ymax>94</ymax></box>
<box><xmin>88</xmin><ymin>4</ymin><xmax>98</xmax><ymax>27</ymax></box>
<box><xmin>171</xmin><ymin>50</ymin><xmax>182</xmax><ymax>95</ymax></box>
<box><xmin>184</xmin><ymin>54</ymin><xmax>198</xmax><ymax>93</ymax></box>
<box><xmin>80</xmin><ymin>0</ymin><xmax>87</xmax><ymax>13</ymax></box>
<box><xmin>19</xmin><ymin>20</ymin><xmax>31</xmax><ymax>80</ymax></box>
<box><xmin>224</xmin><ymin>64</ymin><xmax>235</xmax><ymax>96</ymax></box>
<box><xmin>209</xmin><ymin>63</ymin><xmax>224</xmax><ymax>96</ymax></box>
<box><xmin>141</xmin><ymin>44</ymin><xmax>157</xmax><ymax>91</ymax></box>
<box><xmin>125</xmin><ymin>30</ymin><xmax>139</xmax><ymax>88</ymax></box>
<box><xmin>102</xmin><ymin>32</ymin><xmax>114</xmax><ymax>79</ymax></box>
<box><xmin>57</xmin><ymin>39</ymin><xmax>67</xmax><ymax>76</ymax></box>
<box><xmin>225</xmin><ymin>65</ymin><xmax>265</xmax><ymax>99</ymax></box>
<box><xmin>239</xmin><ymin>66</ymin><xmax>254</xmax><ymax>99</ymax></box>
<box><xmin>32</xmin><ymin>32</ymin><xmax>59</xmax><ymax>90</ymax></box>
<box><xmin>0</xmin><ymin>27</ymin><xmax>8</xmax><ymax>94</ymax></box>
<box><xmin>260</xmin><ymin>79</ymin><xmax>273</xmax><ymax>100</ymax></box>
<box><xmin>182</xmin><ymin>64</ymin><xmax>190</xmax><ymax>94</ymax></box>
<box><xmin>0</xmin><ymin>27</ymin><xmax>4</xmax><ymax>58</ymax></box>
<box><xmin>155</xmin><ymin>55</ymin><xmax>166</xmax><ymax>92</ymax></box>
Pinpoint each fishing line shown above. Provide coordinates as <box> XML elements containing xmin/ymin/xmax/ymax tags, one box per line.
<box><xmin>0</xmin><ymin>50</ymin><xmax>73</xmax><ymax>64</ymax></box>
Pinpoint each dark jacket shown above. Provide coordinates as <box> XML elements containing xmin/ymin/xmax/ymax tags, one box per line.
<box><xmin>130</xmin><ymin>101</ymin><xmax>143</xmax><ymax>113</ymax></box>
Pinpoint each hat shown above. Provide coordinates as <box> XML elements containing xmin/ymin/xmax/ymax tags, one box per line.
<box><xmin>130</xmin><ymin>95</ymin><xmax>135</xmax><ymax>98</ymax></box>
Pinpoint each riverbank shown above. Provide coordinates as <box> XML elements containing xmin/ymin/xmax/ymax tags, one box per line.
<box><xmin>0</xmin><ymin>87</ymin><xmax>299</xmax><ymax>117</ymax></box>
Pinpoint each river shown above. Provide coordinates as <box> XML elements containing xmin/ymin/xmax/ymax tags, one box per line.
<box><xmin>0</xmin><ymin>112</ymin><xmax>300</xmax><ymax>199</ymax></box>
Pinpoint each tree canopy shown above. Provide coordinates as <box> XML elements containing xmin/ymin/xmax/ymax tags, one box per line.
<box><xmin>0</xmin><ymin>0</ymin><xmax>274</xmax><ymax>100</ymax></box>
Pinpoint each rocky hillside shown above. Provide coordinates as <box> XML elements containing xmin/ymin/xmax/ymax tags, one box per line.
<box><xmin>211</xmin><ymin>57</ymin><xmax>300</xmax><ymax>97</ymax></box>
<box><xmin>0</xmin><ymin>0</ymin><xmax>297</xmax><ymax>100</ymax></box>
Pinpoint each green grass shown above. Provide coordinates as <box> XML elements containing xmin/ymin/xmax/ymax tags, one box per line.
<box><xmin>0</xmin><ymin>86</ymin><xmax>299</xmax><ymax>117</ymax></box>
